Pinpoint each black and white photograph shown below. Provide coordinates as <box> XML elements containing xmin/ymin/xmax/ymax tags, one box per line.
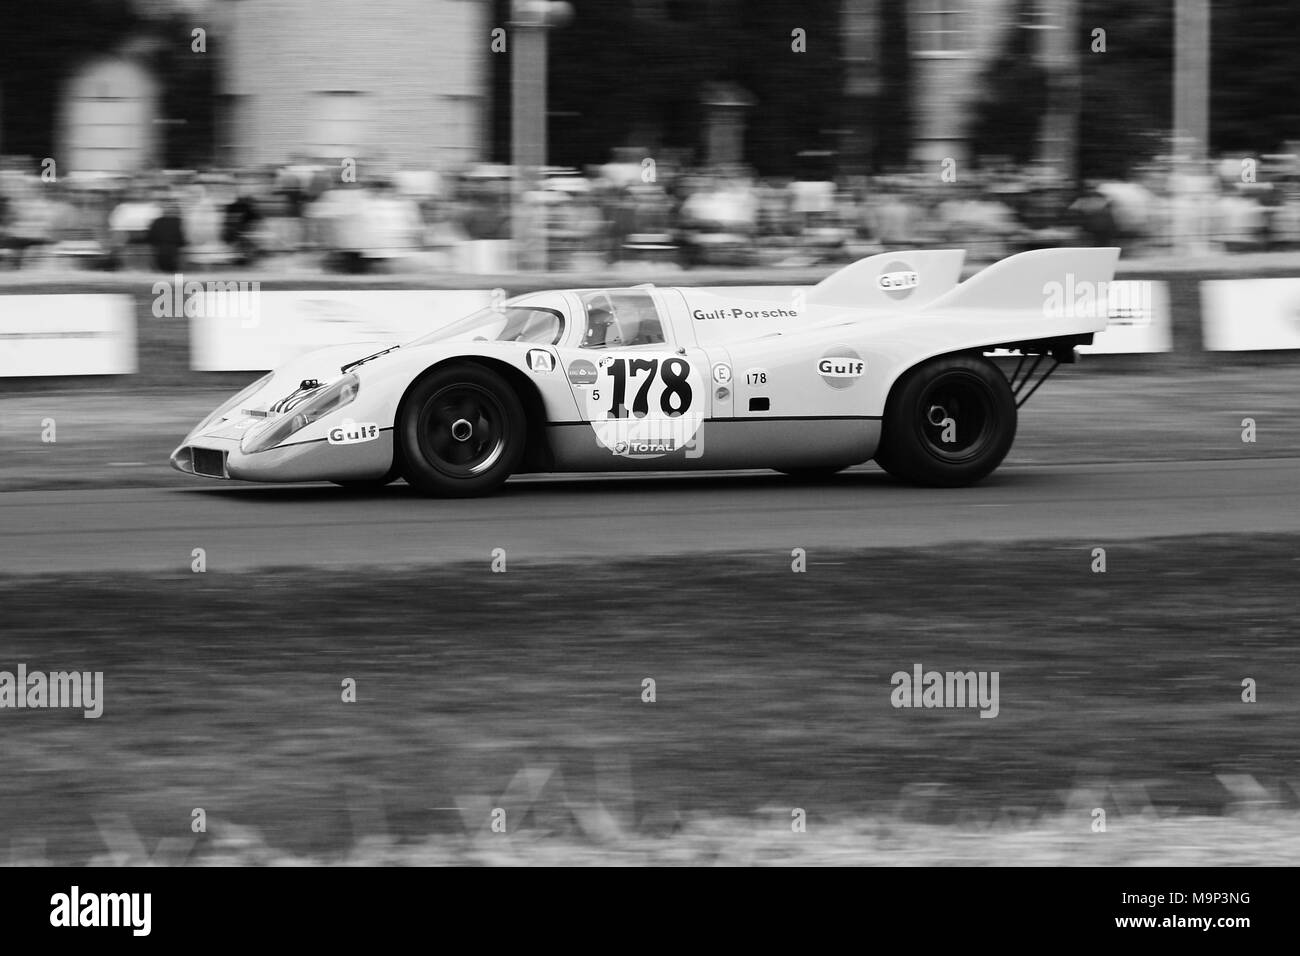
<box><xmin>0</xmin><ymin>0</ymin><xmax>1293</xmax><ymax>933</ymax></box>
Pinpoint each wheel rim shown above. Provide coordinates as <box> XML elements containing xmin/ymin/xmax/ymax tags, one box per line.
<box><xmin>417</xmin><ymin>384</ymin><xmax>508</xmax><ymax>478</ymax></box>
<box><xmin>915</xmin><ymin>372</ymin><xmax>998</xmax><ymax>464</ymax></box>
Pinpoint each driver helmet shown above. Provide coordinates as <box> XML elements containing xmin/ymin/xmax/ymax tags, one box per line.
<box><xmin>584</xmin><ymin>295</ymin><xmax>619</xmax><ymax>347</ymax></box>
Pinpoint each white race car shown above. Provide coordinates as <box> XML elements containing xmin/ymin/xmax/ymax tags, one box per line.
<box><xmin>171</xmin><ymin>247</ymin><xmax>1119</xmax><ymax>495</ymax></box>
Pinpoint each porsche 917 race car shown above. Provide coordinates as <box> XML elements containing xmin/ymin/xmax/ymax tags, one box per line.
<box><xmin>171</xmin><ymin>246</ymin><xmax>1120</xmax><ymax>496</ymax></box>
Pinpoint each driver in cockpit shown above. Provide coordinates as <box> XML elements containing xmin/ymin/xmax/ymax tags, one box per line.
<box><xmin>583</xmin><ymin>297</ymin><xmax>623</xmax><ymax>348</ymax></box>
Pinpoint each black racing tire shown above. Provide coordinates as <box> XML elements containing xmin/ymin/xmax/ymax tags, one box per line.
<box><xmin>398</xmin><ymin>363</ymin><xmax>526</xmax><ymax>497</ymax></box>
<box><xmin>776</xmin><ymin>465</ymin><xmax>850</xmax><ymax>481</ymax></box>
<box><xmin>874</xmin><ymin>355</ymin><xmax>1016</xmax><ymax>487</ymax></box>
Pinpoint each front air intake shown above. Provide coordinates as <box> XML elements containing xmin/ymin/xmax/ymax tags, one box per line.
<box><xmin>191</xmin><ymin>447</ymin><xmax>229</xmax><ymax>478</ymax></box>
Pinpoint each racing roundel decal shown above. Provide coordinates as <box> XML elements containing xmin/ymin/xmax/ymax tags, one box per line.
<box><xmin>582</xmin><ymin>351</ymin><xmax>706</xmax><ymax>460</ymax></box>
<box><xmin>817</xmin><ymin>348</ymin><xmax>865</xmax><ymax>390</ymax></box>
<box><xmin>877</xmin><ymin>260</ymin><xmax>919</xmax><ymax>301</ymax></box>
<box><xmin>712</xmin><ymin>363</ymin><xmax>732</xmax><ymax>385</ymax></box>
<box><xmin>567</xmin><ymin>359</ymin><xmax>598</xmax><ymax>386</ymax></box>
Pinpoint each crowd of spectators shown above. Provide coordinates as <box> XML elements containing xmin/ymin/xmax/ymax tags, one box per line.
<box><xmin>1</xmin><ymin>153</ymin><xmax>1297</xmax><ymax>274</ymax></box>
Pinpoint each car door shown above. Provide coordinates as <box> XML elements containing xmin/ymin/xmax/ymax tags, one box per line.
<box><xmin>552</xmin><ymin>288</ymin><xmax>711</xmax><ymax>467</ymax></box>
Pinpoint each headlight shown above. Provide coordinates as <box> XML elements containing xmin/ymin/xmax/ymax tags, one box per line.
<box><xmin>241</xmin><ymin>374</ymin><xmax>360</xmax><ymax>454</ymax></box>
<box><xmin>190</xmin><ymin>373</ymin><xmax>273</xmax><ymax>438</ymax></box>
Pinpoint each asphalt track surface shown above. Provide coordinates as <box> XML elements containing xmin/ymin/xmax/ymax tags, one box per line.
<box><xmin>1</xmin><ymin>457</ymin><xmax>1296</xmax><ymax>574</ymax></box>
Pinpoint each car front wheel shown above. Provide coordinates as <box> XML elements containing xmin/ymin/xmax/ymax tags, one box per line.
<box><xmin>398</xmin><ymin>363</ymin><xmax>526</xmax><ymax>497</ymax></box>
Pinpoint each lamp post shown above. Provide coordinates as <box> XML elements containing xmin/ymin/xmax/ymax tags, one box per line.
<box><xmin>1172</xmin><ymin>0</ymin><xmax>1209</xmax><ymax>254</ymax></box>
<box><xmin>509</xmin><ymin>0</ymin><xmax>572</xmax><ymax>272</ymax></box>
<box><xmin>1032</xmin><ymin>0</ymin><xmax>1080</xmax><ymax>189</ymax></box>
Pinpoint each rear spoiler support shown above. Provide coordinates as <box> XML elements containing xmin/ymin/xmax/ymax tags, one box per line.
<box><xmin>1009</xmin><ymin>352</ymin><xmax>1059</xmax><ymax>408</ymax></box>
<box><xmin>997</xmin><ymin>334</ymin><xmax>1093</xmax><ymax>408</ymax></box>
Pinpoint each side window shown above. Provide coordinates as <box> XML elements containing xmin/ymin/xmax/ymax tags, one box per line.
<box><xmin>510</xmin><ymin>308</ymin><xmax>565</xmax><ymax>345</ymax></box>
<box><xmin>579</xmin><ymin>291</ymin><xmax>667</xmax><ymax>349</ymax></box>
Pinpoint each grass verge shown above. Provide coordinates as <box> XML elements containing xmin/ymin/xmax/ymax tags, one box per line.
<box><xmin>1</xmin><ymin>535</ymin><xmax>1296</xmax><ymax>864</ymax></box>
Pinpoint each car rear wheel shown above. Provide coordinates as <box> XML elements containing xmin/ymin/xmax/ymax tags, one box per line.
<box><xmin>874</xmin><ymin>355</ymin><xmax>1016</xmax><ymax>486</ymax></box>
<box><xmin>398</xmin><ymin>363</ymin><xmax>526</xmax><ymax>497</ymax></box>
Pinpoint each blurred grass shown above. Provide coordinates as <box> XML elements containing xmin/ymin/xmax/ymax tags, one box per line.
<box><xmin>1</xmin><ymin>535</ymin><xmax>1297</xmax><ymax>864</ymax></box>
<box><xmin>11</xmin><ymin>813</ymin><xmax>1300</xmax><ymax>867</ymax></box>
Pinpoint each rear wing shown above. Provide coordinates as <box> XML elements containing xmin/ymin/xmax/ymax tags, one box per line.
<box><xmin>922</xmin><ymin>247</ymin><xmax>1121</xmax><ymax>315</ymax></box>
<box><xmin>920</xmin><ymin>247</ymin><xmax>1123</xmax><ymax>408</ymax></box>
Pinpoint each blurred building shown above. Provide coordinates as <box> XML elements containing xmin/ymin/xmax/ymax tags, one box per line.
<box><xmin>906</xmin><ymin>0</ymin><xmax>1020</xmax><ymax>166</ymax></box>
<box><xmin>840</xmin><ymin>0</ymin><xmax>1071</xmax><ymax>173</ymax></box>
<box><xmin>217</xmin><ymin>0</ymin><xmax>488</xmax><ymax>169</ymax></box>
<box><xmin>59</xmin><ymin>47</ymin><xmax>162</xmax><ymax>173</ymax></box>
<box><xmin>25</xmin><ymin>0</ymin><xmax>1083</xmax><ymax>179</ymax></box>
<box><xmin>527</xmin><ymin>0</ymin><xmax>1080</xmax><ymax>177</ymax></box>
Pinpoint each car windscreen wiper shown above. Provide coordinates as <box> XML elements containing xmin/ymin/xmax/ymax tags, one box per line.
<box><xmin>340</xmin><ymin>345</ymin><xmax>401</xmax><ymax>373</ymax></box>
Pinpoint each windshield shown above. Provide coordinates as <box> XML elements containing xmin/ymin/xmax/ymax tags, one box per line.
<box><xmin>407</xmin><ymin>305</ymin><xmax>565</xmax><ymax>347</ymax></box>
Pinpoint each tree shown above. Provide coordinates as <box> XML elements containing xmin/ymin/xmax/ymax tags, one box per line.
<box><xmin>492</xmin><ymin>0</ymin><xmax>845</xmax><ymax>176</ymax></box>
<box><xmin>967</xmin><ymin>3</ymin><xmax>1049</xmax><ymax>168</ymax></box>
<box><xmin>1210</xmin><ymin>1</ymin><xmax>1300</xmax><ymax>155</ymax></box>
<box><xmin>0</xmin><ymin>0</ymin><xmax>136</xmax><ymax>158</ymax></box>
<box><xmin>1077</xmin><ymin>1</ymin><xmax>1172</xmax><ymax>179</ymax></box>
